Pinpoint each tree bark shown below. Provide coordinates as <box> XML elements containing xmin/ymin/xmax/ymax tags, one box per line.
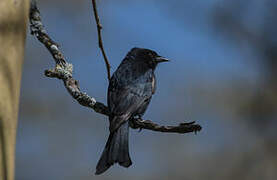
<box><xmin>0</xmin><ymin>1</ymin><xmax>29</xmax><ymax>180</ymax></box>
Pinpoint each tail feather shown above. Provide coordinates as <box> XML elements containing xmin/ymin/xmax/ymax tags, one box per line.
<box><xmin>95</xmin><ymin>122</ymin><xmax>132</xmax><ymax>175</ymax></box>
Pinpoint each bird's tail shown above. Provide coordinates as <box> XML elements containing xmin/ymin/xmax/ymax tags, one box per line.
<box><xmin>95</xmin><ymin>121</ymin><xmax>132</xmax><ymax>175</ymax></box>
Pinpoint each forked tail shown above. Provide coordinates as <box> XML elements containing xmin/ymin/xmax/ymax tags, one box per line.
<box><xmin>95</xmin><ymin>121</ymin><xmax>132</xmax><ymax>175</ymax></box>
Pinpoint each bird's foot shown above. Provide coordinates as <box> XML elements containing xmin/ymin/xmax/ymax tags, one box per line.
<box><xmin>136</xmin><ymin>116</ymin><xmax>144</xmax><ymax>132</ymax></box>
<box><xmin>129</xmin><ymin>116</ymin><xmax>144</xmax><ymax>132</ymax></box>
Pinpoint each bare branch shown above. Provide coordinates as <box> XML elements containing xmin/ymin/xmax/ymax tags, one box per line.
<box><xmin>29</xmin><ymin>0</ymin><xmax>202</xmax><ymax>135</ymax></box>
<box><xmin>29</xmin><ymin>0</ymin><xmax>109</xmax><ymax>116</ymax></box>
<box><xmin>130</xmin><ymin>120</ymin><xmax>202</xmax><ymax>134</ymax></box>
<box><xmin>91</xmin><ymin>0</ymin><xmax>111</xmax><ymax>81</ymax></box>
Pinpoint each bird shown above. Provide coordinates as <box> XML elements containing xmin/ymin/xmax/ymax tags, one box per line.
<box><xmin>95</xmin><ymin>47</ymin><xmax>169</xmax><ymax>175</ymax></box>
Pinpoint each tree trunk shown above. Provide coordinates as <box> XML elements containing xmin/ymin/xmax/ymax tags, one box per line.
<box><xmin>0</xmin><ymin>0</ymin><xmax>29</xmax><ymax>180</ymax></box>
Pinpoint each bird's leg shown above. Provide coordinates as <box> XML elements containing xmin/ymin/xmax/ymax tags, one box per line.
<box><xmin>129</xmin><ymin>116</ymin><xmax>144</xmax><ymax>132</ymax></box>
<box><xmin>137</xmin><ymin>115</ymin><xmax>143</xmax><ymax>132</ymax></box>
<box><xmin>128</xmin><ymin>117</ymin><xmax>138</xmax><ymax>129</ymax></box>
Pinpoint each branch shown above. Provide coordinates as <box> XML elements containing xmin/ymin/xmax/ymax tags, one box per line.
<box><xmin>130</xmin><ymin>120</ymin><xmax>201</xmax><ymax>134</ymax></box>
<box><xmin>91</xmin><ymin>0</ymin><xmax>111</xmax><ymax>81</ymax></box>
<box><xmin>29</xmin><ymin>0</ymin><xmax>109</xmax><ymax>116</ymax></box>
<box><xmin>29</xmin><ymin>0</ymin><xmax>202</xmax><ymax>135</ymax></box>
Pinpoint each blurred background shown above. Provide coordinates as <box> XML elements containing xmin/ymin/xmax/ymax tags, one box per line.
<box><xmin>16</xmin><ymin>0</ymin><xmax>277</xmax><ymax>179</ymax></box>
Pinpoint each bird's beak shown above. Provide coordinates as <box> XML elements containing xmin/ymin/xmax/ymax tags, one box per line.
<box><xmin>155</xmin><ymin>56</ymin><xmax>170</xmax><ymax>63</ymax></box>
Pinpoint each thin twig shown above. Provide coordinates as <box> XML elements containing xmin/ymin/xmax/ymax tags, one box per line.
<box><xmin>29</xmin><ymin>0</ymin><xmax>202</xmax><ymax>134</ymax></box>
<box><xmin>91</xmin><ymin>0</ymin><xmax>111</xmax><ymax>81</ymax></box>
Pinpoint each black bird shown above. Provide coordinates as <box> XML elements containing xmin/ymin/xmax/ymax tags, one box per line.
<box><xmin>95</xmin><ymin>47</ymin><xmax>169</xmax><ymax>175</ymax></box>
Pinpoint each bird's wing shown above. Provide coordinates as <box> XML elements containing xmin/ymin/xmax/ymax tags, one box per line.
<box><xmin>108</xmin><ymin>77</ymin><xmax>153</xmax><ymax>132</ymax></box>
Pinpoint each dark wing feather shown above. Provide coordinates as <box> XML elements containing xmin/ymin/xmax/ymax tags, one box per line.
<box><xmin>108</xmin><ymin>71</ymin><xmax>154</xmax><ymax>132</ymax></box>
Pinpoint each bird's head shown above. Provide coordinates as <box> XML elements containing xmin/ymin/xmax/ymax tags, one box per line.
<box><xmin>128</xmin><ymin>47</ymin><xmax>169</xmax><ymax>69</ymax></box>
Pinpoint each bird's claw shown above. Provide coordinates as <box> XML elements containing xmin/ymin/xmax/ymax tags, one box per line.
<box><xmin>138</xmin><ymin>127</ymin><xmax>143</xmax><ymax>132</ymax></box>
